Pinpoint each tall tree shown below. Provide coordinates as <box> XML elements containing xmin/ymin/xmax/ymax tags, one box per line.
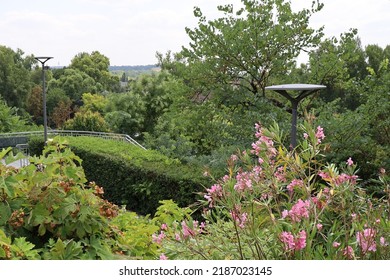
<box><xmin>69</xmin><ymin>51</ymin><xmax>119</xmax><ymax>92</ymax></box>
<box><xmin>174</xmin><ymin>0</ymin><xmax>324</xmax><ymax>100</ymax></box>
<box><xmin>0</xmin><ymin>46</ymin><xmax>34</xmax><ymax>109</ymax></box>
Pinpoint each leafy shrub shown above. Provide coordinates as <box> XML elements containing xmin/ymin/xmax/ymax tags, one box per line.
<box><xmin>155</xmin><ymin>119</ymin><xmax>390</xmax><ymax>260</ymax></box>
<box><xmin>0</xmin><ymin>140</ymin><xmax>165</xmax><ymax>260</ymax></box>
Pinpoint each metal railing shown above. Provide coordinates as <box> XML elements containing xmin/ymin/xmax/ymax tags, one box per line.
<box><xmin>0</xmin><ymin>130</ymin><xmax>146</xmax><ymax>150</ymax></box>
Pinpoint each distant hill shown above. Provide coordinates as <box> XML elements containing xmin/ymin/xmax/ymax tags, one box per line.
<box><xmin>109</xmin><ymin>64</ymin><xmax>161</xmax><ymax>79</ymax></box>
<box><xmin>109</xmin><ymin>65</ymin><xmax>159</xmax><ymax>71</ymax></box>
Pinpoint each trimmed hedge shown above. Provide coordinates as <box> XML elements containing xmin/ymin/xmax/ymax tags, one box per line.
<box><xmin>29</xmin><ymin>136</ymin><xmax>211</xmax><ymax>215</ymax></box>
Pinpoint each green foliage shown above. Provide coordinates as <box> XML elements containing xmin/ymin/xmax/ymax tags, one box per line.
<box><xmin>70</xmin><ymin>51</ymin><xmax>119</xmax><ymax>92</ymax></box>
<box><xmin>180</xmin><ymin>0</ymin><xmax>323</xmax><ymax>95</ymax></box>
<box><xmin>156</xmin><ymin>120</ymin><xmax>389</xmax><ymax>260</ymax></box>
<box><xmin>105</xmin><ymin>92</ymin><xmax>146</xmax><ymax>137</ymax></box>
<box><xmin>62</xmin><ymin>136</ymin><xmax>210</xmax><ymax>215</ymax></box>
<box><xmin>48</xmin><ymin>68</ymin><xmax>98</xmax><ymax>101</ymax></box>
<box><xmin>64</xmin><ymin>110</ymin><xmax>110</xmax><ymax>132</ymax></box>
<box><xmin>0</xmin><ymin>45</ymin><xmax>34</xmax><ymax>109</ymax></box>
<box><xmin>0</xmin><ymin>97</ymin><xmax>35</xmax><ymax>133</ymax></box>
<box><xmin>80</xmin><ymin>92</ymin><xmax>108</xmax><ymax>115</ymax></box>
<box><xmin>110</xmin><ymin>210</ymin><xmax>160</xmax><ymax>259</ymax></box>
<box><xmin>0</xmin><ymin>140</ymin><xmax>131</xmax><ymax>259</ymax></box>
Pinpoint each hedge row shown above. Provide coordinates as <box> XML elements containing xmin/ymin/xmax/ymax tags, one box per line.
<box><xmin>29</xmin><ymin>136</ymin><xmax>211</xmax><ymax>216</ymax></box>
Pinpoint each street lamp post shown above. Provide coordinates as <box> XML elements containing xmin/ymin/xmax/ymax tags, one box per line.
<box><xmin>265</xmin><ymin>84</ymin><xmax>326</xmax><ymax>149</ymax></box>
<box><xmin>34</xmin><ymin>56</ymin><xmax>53</xmax><ymax>145</ymax></box>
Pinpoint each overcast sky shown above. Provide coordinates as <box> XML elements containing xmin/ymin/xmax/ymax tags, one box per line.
<box><xmin>1</xmin><ymin>0</ymin><xmax>390</xmax><ymax>66</ymax></box>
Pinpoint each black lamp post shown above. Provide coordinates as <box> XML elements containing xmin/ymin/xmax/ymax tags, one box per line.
<box><xmin>34</xmin><ymin>56</ymin><xmax>53</xmax><ymax>145</ymax></box>
<box><xmin>265</xmin><ymin>84</ymin><xmax>326</xmax><ymax>149</ymax></box>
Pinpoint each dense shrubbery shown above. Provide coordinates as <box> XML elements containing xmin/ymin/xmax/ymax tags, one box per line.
<box><xmin>55</xmin><ymin>137</ymin><xmax>210</xmax><ymax>215</ymax></box>
<box><xmin>0</xmin><ymin>142</ymin><xmax>125</xmax><ymax>259</ymax></box>
<box><xmin>154</xmin><ymin>119</ymin><xmax>390</xmax><ymax>260</ymax></box>
<box><xmin>0</xmin><ymin>140</ymin><xmax>192</xmax><ymax>260</ymax></box>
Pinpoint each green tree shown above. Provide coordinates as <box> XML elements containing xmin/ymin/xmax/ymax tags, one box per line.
<box><xmin>69</xmin><ymin>51</ymin><xmax>119</xmax><ymax>92</ymax></box>
<box><xmin>150</xmin><ymin>0</ymin><xmax>325</xmax><ymax>158</ymax></box>
<box><xmin>105</xmin><ymin>92</ymin><xmax>145</xmax><ymax>137</ymax></box>
<box><xmin>51</xmin><ymin>99</ymin><xmax>72</xmax><ymax>128</ymax></box>
<box><xmin>26</xmin><ymin>85</ymin><xmax>43</xmax><ymax>124</ymax></box>
<box><xmin>64</xmin><ymin>110</ymin><xmax>110</xmax><ymax>132</ymax></box>
<box><xmin>48</xmin><ymin>68</ymin><xmax>98</xmax><ymax>102</ymax></box>
<box><xmin>0</xmin><ymin>97</ymin><xmax>32</xmax><ymax>132</ymax></box>
<box><xmin>128</xmin><ymin>72</ymin><xmax>173</xmax><ymax>134</ymax></box>
<box><xmin>173</xmin><ymin>0</ymin><xmax>323</xmax><ymax>99</ymax></box>
<box><xmin>0</xmin><ymin>46</ymin><xmax>34</xmax><ymax>109</ymax></box>
<box><xmin>80</xmin><ymin>92</ymin><xmax>108</xmax><ymax>115</ymax></box>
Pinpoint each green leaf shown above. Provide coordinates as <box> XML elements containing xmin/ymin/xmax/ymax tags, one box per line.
<box><xmin>38</xmin><ymin>223</ymin><xmax>46</xmax><ymax>236</ymax></box>
<box><xmin>0</xmin><ymin>202</ymin><xmax>11</xmax><ymax>226</ymax></box>
<box><xmin>0</xmin><ymin>147</ymin><xmax>12</xmax><ymax>161</ymax></box>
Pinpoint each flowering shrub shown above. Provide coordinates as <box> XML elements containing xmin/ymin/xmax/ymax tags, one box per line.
<box><xmin>0</xmin><ymin>139</ymin><xmax>162</xmax><ymax>260</ymax></box>
<box><xmin>156</xmin><ymin>119</ymin><xmax>389</xmax><ymax>259</ymax></box>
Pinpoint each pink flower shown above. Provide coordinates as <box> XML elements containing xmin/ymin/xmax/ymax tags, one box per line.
<box><xmin>380</xmin><ymin>237</ymin><xmax>388</xmax><ymax>247</ymax></box>
<box><xmin>303</xmin><ymin>133</ymin><xmax>308</xmax><ymax>139</ymax></box>
<box><xmin>251</xmin><ymin>123</ymin><xmax>277</xmax><ymax>158</ymax></box>
<box><xmin>161</xmin><ymin>223</ymin><xmax>168</xmax><ymax>230</ymax></box>
<box><xmin>295</xmin><ymin>230</ymin><xmax>307</xmax><ymax>250</ymax></box>
<box><xmin>318</xmin><ymin>171</ymin><xmax>331</xmax><ymax>180</ymax></box>
<box><xmin>280</xmin><ymin>230</ymin><xmax>307</xmax><ymax>251</ymax></box>
<box><xmin>343</xmin><ymin>246</ymin><xmax>354</xmax><ymax>259</ymax></box>
<box><xmin>230</xmin><ymin>208</ymin><xmax>248</xmax><ymax>229</ymax></box>
<box><xmin>159</xmin><ymin>254</ymin><xmax>168</xmax><ymax>260</ymax></box>
<box><xmin>181</xmin><ymin>221</ymin><xmax>196</xmax><ymax>238</ymax></box>
<box><xmin>315</xmin><ymin>126</ymin><xmax>325</xmax><ymax>144</ymax></box>
<box><xmin>333</xmin><ymin>242</ymin><xmax>341</xmax><ymax>248</ymax></box>
<box><xmin>234</xmin><ymin>172</ymin><xmax>253</xmax><ymax>192</ymax></box>
<box><xmin>346</xmin><ymin>157</ymin><xmax>354</xmax><ymax>166</ymax></box>
<box><xmin>334</xmin><ymin>173</ymin><xmax>359</xmax><ymax>186</ymax></box>
<box><xmin>280</xmin><ymin>231</ymin><xmax>295</xmax><ymax>251</ymax></box>
<box><xmin>204</xmin><ymin>184</ymin><xmax>223</xmax><ymax>207</ymax></box>
<box><xmin>175</xmin><ymin>233</ymin><xmax>181</xmax><ymax>241</ymax></box>
<box><xmin>351</xmin><ymin>213</ymin><xmax>357</xmax><ymax>220</ymax></box>
<box><xmin>274</xmin><ymin>166</ymin><xmax>287</xmax><ymax>182</ymax></box>
<box><xmin>283</xmin><ymin>199</ymin><xmax>310</xmax><ymax>223</ymax></box>
<box><xmin>287</xmin><ymin>179</ymin><xmax>304</xmax><ymax>193</ymax></box>
<box><xmin>152</xmin><ymin>231</ymin><xmax>166</xmax><ymax>244</ymax></box>
<box><xmin>230</xmin><ymin>154</ymin><xmax>238</xmax><ymax>162</ymax></box>
<box><xmin>316</xmin><ymin>223</ymin><xmax>323</xmax><ymax>231</ymax></box>
<box><xmin>356</xmin><ymin>228</ymin><xmax>377</xmax><ymax>253</ymax></box>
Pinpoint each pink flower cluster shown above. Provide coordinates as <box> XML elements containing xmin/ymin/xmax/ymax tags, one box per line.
<box><xmin>287</xmin><ymin>179</ymin><xmax>304</xmax><ymax>193</ymax></box>
<box><xmin>274</xmin><ymin>166</ymin><xmax>287</xmax><ymax>182</ymax></box>
<box><xmin>181</xmin><ymin>220</ymin><xmax>205</xmax><ymax>239</ymax></box>
<box><xmin>251</xmin><ymin>123</ymin><xmax>277</xmax><ymax>159</ymax></box>
<box><xmin>334</xmin><ymin>173</ymin><xmax>358</xmax><ymax>186</ymax></box>
<box><xmin>204</xmin><ymin>184</ymin><xmax>223</xmax><ymax>207</ymax></box>
<box><xmin>280</xmin><ymin>230</ymin><xmax>307</xmax><ymax>251</ymax></box>
<box><xmin>343</xmin><ymin>246</ymin><xmax>354</xmax><ymax>259</ymax></box>
<box><xmin>234</xmin><ymin>171</ymin><xmax>253</xmax><ymax>192</ymax></box>
<box><xmin>230</xmin><ymin>206</ymin><xmax>248</xmax><ymax>229</ymax></box>
<box><xmin>315</xmin><ymin>126</ymin><xmax>325</xmax><ymax>144</ymax></box>
<box><xmin>318</xmin><ymin>171</ymin><xmax>358</xmax><ymax>186</ymax></box>
<box><xmin>152</xmin><ymin>231</ymin><xmax>166</xmax><ymax>244</ymax></box>
<box><xmin>282</xmin><ymin>199</ymin><xmax>310</xmax><ymax>222</ymax></box>
<box><xmin>356</xmin><ymin>228</ymin><xmax>377</xmax><ymax>253</ymax></box>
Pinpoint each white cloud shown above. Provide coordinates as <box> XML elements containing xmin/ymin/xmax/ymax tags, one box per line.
<box><xmin>1</xmin><ymin>0</ymin><xmax>389</xmax><ymax>66</ymax></box>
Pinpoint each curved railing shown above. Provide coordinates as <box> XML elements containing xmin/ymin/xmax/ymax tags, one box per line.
<box><xmin>0</xmin><ymin>130</ymin><xmax>146</xmax><ymax>150</ymax></box>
